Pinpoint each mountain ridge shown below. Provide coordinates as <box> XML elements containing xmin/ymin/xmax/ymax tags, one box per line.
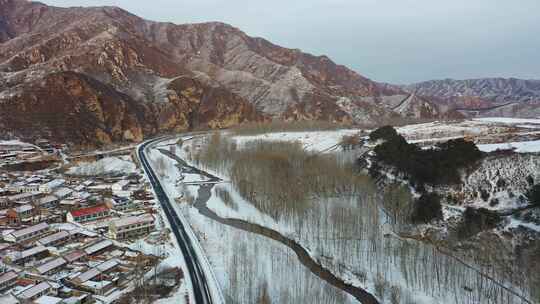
<box><xmin>1</xmin><ymin>0</ymin><xmax>513</xmax><ymax>146</ymax></box>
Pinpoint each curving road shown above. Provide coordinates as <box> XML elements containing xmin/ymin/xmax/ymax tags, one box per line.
<box><xmin>138</xmin><ymin>138</ymin><xmax>215</xmax><ymax>304</ymax></box>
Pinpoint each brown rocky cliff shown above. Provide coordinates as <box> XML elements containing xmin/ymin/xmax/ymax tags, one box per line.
<box><xmin>0</xmin><ymin>0</ymin><xmax>451</xmax><ymax>146</ymax></box>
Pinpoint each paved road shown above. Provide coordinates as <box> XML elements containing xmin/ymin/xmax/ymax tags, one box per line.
<box><xmin>138</xmin><ymin>138</ymin><xmax>214</xmax><ymax>304</ymax></box>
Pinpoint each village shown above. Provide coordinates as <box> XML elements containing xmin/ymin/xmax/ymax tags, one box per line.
<box><xmin>0</xmin><ymin>139</ymin><xmax>183</xmax><ymax>304</ymax></box>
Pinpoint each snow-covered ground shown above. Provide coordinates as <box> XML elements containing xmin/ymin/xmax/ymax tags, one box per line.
<box><xmin>474</xmin><ymin>117</ymin><xmax>540</xmax><ymax>125</ymax></box>
<box><xmin>166</xmin><ymin>134</ymin><xmax>532</xmax><ymax>304</ymax></box>
<box><xmin>232</xmin><ymin>129</ymin><xmax>364</xmax><ymax>152</ymax></box>
<box><xmin>477</xmin><ymin>140</ymin><xmax>540</xmax><ymax>153</ymax></box>
<box><xmin>67</xmin><ymin>155</ymin><xmax>136</xmax><ymax>176</ymax></box>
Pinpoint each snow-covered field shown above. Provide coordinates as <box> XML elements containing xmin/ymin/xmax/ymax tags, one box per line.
<box><xmin>477</xmin><ymin>140</ymin><xmax>540</xmax><ymax>153</ymax></box>
<box><xmin>232</xmin><ymin>129</ymin><xmax>364</xmax><ymax>152</ymax></box>
<box><xmin>67</xmin><ymin>155</ymin><xmax>137</xmax><ymax>176</ymax></box>
<box><xmin>396</xmin><ymin>118</ymin><xmax>540</xmax><ymax>152</ymax></box>
<box><xmin>160</xmin><ymin>133</ymin><xmax>532</xmax><ymax>304</ymax></box>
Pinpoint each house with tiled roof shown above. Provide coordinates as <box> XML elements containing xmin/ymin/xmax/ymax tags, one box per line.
<box><xmin>108</xmin><ymin>214</ymin><xmax>155</xmax><ymax>240</ymax></box>
<box><xmin>66</xmin><ymin>205</ymin><xmax>110</xmax><ymax>224</ymax></box>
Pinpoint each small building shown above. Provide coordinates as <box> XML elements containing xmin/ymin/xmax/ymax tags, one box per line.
<box><xmin>0</xmin><ymin>271</ymin><xmax>18</xmax><ymax>291</ymax></box>
<box><xmin>5</xmin><ymin>246</ymin><xmax>49</xmax><ymax>265</ymax></box>
<box><xmin>52</xmin><ymin>187</ymin><xmax>73</xmax><ymax>200</ymax></box>
<box><xmin>83</xmin><ymin>239</ymin><xmax>113</xmax><ymax>256</ymax></box>
<box><xmin>4</xmin><ymin>222</ymin><xmax>51</xmax><ymax>243</ymax></box>
<box><xmin>8</xmin><ymin>182</ymin><xmax>40</xmax><ymax>194</ymax></box>
<box><xmin>6</xmin><ymin>192</ymin><xmax>42</xmax><ymax>203</ymax></box>
<box><xmin>6</xmin><ymin>204</ymin><xmax>34</xmax><ymax>223</ymax></box>
<box><xmin>63</xmin><ymin>250</ymin><xmax>87</xmax><ymax>263</ymax></box>
<box><xmin>33</xmin><ymin>257</ymin><xmax>67</xmax><ymax>276</ymax></box>
<box><xmin>39</xmin><ymin>179</ymin><xmax>65</xmax><ymax>194</ymax></box>
<box><xmin>35</xmin><ymin>295</ymin><xmax>64</xmax><ymax>304</ymax></box>
<box><xmin>66</xmin><ymin>205</ymin><xmax>110</xmax><ymax>224</ymax></box>
<box><xmin>37</xmin><ymin>230</ymin><xmax>71</xmax><ymax>247</ymax></box>
<box><xmin>69</xmin><ymin>259</ymin><xmax>119</xmax><ymax>295</ymax></box>
<box><xmin>38</xmin><ymin>195</ymin><xmax>59</xmax><ymax>209</ymax></box>
<box><xmin>16</xmin><ymin>282</ymin><xmax>53</xmax><ymax>301</ymax></box>
<box><xmin>110</xmin><ymin>197</ymin><xmax>136</xmax><ymax>211</ymax></box>
<box><xmin>108</xmin><ymin>214</ymin><xmax>155</xmax><ymax>240</ymax></box>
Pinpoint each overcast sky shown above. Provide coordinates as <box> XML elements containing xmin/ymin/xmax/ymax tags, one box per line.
<box><xmin>40</xmin><ymin>0</ymin><xmax>540</xmax><ymax>84</ymax></box>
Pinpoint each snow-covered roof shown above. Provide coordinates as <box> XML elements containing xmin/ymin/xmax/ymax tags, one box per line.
<box><xmin>74</xmin><ymin>268</ymin><xmax>100</xmax><ymax>283</ymax></box>
<box><xmin>17</xmin><ymin>282</ymin><xmax>51</xmax><ymax>299</ymax></box>
<box><xmin>95</xmin><ymin>259</ymin><xmax>119</xmax><ymax>272</ymax></box>
<box><xmin>83</xmin><ymin>240</ymin><xmax>113</xmax><ymax>255</ymax></box>
<box><xmin>41</xmin><ymin>179</ymin><xmax>65</xmax><ymax>190</ymax></box>
<box><xmin>13</xmin><ymin>204</ymin><xmax>33</xmax><ymax>213</ymax></box>
<box><xmin>7</xmin><ymin>192</ymin><xmax>40</xmax><ymax>202</ymax></box>
<box><xmin>0</xmin><ymin>271</ymin><xmax>18</xmax><ymax>285</ymax></box>
<box><xmin>10</xmin><ymin>222</ymin><xmax>49</xmax><ymax>238</ymax></box>
<box><xmin>52</xmin><ymin>187</ymin><xmax>72</xmax><ymax>198</ymax></box>
<box><xmin>0</xmin><ymin>294</ymin><xmax>19</xmax><ymax>304</ymax></box>
<box><xmin>38</xmin><ymin>195</ymin><xmax>58</xmax><ymax>205</ymax></box>
<box><xmin>112</xmin><ymin>214</ymin><xmax>154</xmax><ymax>228</ymax></box>
<box><xmin>35</xmin><ymin>257</ymin><xmax>66</xmax><ymax>274</ymax></box>
<box><xmin>8</xmin><ymin>246</ymin><xmax>48</xmax><ymax>261</ymax></box>
<box><xmin>37</xmin><ymin>231</ymin><xmax>69</xmax><ymax>246</ymax></box>
<box><xmin>35</xmin><ymin>295</ymin><xmax>63</xmax><ymax>304</ymax></box>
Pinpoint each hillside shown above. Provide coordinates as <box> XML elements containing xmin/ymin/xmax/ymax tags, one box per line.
<box><xmin>0</xmin><ymin>0</ymin><xmax>451</xmax><ymax>146</ymax></box>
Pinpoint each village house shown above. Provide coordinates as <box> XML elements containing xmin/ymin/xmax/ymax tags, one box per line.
<box><xmin>52</xmin><ymin>187</ymin><xmax>73</xmax><ymax>200</ymax></box>
<box><xmin>110</xmin><ymin>196</ymin><xmax>136</xmax><ymax>211</ymax></box>
<box><xmin>39</xmin><ymin>179</ymin><xmax>65</xmax><ymax>194</ymax></box>
<box><xmin>37</xmin><ymin>230</ymin><xmax>71</xmax><ymax>247</ymax></box>
<box><xmin>83</xmin><ymin>239</ymin><xmax>113</xmax><ymax>256</ymax></box>
<box><xmin>0</xmin><ymin>197</ymin><xmax>10</xmax><ymax>208</ymax></box>
<box><xmin>68</xmin><ymin>259</ymin><xmax>120</xmax><ymax>295</ymax></box>
<box><xmin>108</xmin><ymin>214</ymin><xmax>155</xmax><ymax>240</ymax></box>
<box><xmin>63</xmin><ymin>249</ymin><xmax>87</xmax><ymax>263</ymax></box>
<box><xmin>33</xmin><ymin>257</ymin><xmax>67</xmax><ymax>276</ymax></box>
<box><xmin>5</xmin><ymin>245</ymin><xmax>49</xmax><ymax>265</ymax></box>
<box><xmin>8</xmin><ymin>181</ymin><xmax>40</xmax><ymax>193</ymax></box>
<box><xmin>6</xmin><ymin>191</ymin><xmax>43</xmax><ymax>204</ymax></box>
<box><xmin>0</xmin><ymin>271</ymin><xmax>18</xmax><ymax>291</ymax></box>
<box><xmin>16</xmin><ymin>281</ymin><xmax>55</xmax><ymax>302</ymax></box>
<box><xmin>66</xmin><ymin>205</ymin><xmax>110</xmax><ymax>224</ymax></box>
<box><xmin>4</xmin><ymin>222</ymin><xmax>51</xmax><ymax>243</ymax></box>
<box><xmin>38</xmin><ymin>195</ymin><xmax>59</xmax><ymax>209</ymax></box>
<box><xmin>6</xmin><ymin>204</ymin><xmax>34</xmax><ymax>223</ymax></box>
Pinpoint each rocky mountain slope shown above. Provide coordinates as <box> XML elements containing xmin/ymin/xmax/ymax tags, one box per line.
<box><xmin>404</xmin><ymin>78</ymin><xmax>540</xmax><ymax>118</ymax></box>
<box><xmin>0</xmin><ymin>0</ymin><xmax>451</xmax><ymax>146</ymax></box>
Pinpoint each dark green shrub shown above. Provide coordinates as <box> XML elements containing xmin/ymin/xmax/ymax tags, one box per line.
<box><xmin>372</xmin><ymin>131</ymin><xmax>483</xmax><ymax>186</ymax></box>
<box><xmin>411</xmin><ymin>193</ymin><xmax>443</xmax><ymax>223</ymax></box>
<box><xmin>369</xmin><ymin>125</ymin><xmax>399</xmax><ymax>141</ymax></box>
<box><xmin>457</xmin><ymin>207</ymin><xmax>502</xmax><ymax>239</ymax></box>
<box><xmin>526</xmin><ymin>184</ymin><xmax>540</xmax><ymax>206</ymax></box>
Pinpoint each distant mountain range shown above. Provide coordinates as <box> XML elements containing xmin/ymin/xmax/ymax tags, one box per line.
<box><xmin>402</xmin><ymin>78</ymin><xmax>540</xmax><ymax>118</ymax></box>
<box><xmin>0</xmin><ymin>0</ymin><xmax>538</xmax><ymax>146</ymax></box>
